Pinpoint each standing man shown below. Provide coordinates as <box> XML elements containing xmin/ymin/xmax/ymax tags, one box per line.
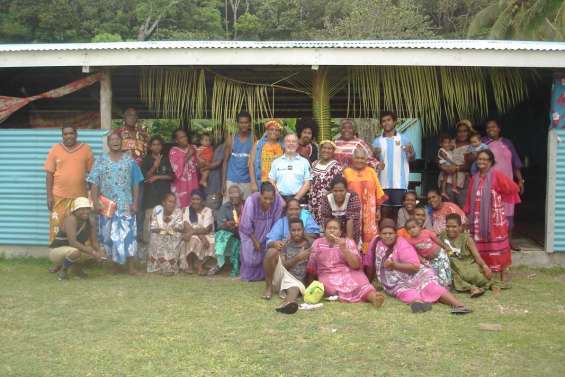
<box><xmin>118</xmin><ymin>107</ymin><xmax>149</xmax><ymax>165</ymax></box>
<box><xmin>372</xmin><ymin>111</ymin><xmax>415</xmax><ymax>221</ymax></box>
<box><xmin>268</xmin><ymin>133</ymin><xmax>312</xmax><ymax>202</ymax></box>
<box><xmin>44</xmin><ymin>126</ymin><xmax>94</xmax><ymax>243</ymax></box>
<box><xmin>223</xmin><ymin>111</ymin><xmax>254</xmax><ymax>201</ymax></box>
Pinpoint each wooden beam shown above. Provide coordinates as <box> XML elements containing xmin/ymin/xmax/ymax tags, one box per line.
<box><xmin>100</xmin><ymin>71</ymin><xmax>112</xmax><ymax>130</ymax></box>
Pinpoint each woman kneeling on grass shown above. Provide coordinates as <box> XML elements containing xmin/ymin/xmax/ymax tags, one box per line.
<box><xmin>440</xmin><ymin>214</ymin><xmax>498</xmax><ymax>297</ymax></box>
<box><xmin>147</xmin><ymin>192</ymin><xmax>184</xmax><ymax>275</ymax></box>
<box><xmin>370</xmin><ymin>219</ymin><xmax>471</xmax><ymax>314</ymax></box>
<box><xmin>306</xmin><ymin>218</ymin><xmax>385</xmax><ymax>308</ymax></box>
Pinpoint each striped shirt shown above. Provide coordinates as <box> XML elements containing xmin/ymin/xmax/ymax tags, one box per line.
<box><xmin>372</xmin><ymin>132</ymin><xmax>413</xmax><ymax>190</ymax></box>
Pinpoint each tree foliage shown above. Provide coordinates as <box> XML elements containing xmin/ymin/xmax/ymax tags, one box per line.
<box><xmin>0</xmin><ymin>0</ymin><xmax>561</xmax><ymax>43</ymax></box>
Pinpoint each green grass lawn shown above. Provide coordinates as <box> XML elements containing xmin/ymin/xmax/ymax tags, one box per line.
<box><xmin>1</xmin><ymin>258</ymin><xmax>564</xmax><ymax>377</ymax></box>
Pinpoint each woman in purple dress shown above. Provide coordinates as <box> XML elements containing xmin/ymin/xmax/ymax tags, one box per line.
<box><xmin>239</xmin><ymin>182</ymin><xmax>284</xmax><ymax>281</ymax></box>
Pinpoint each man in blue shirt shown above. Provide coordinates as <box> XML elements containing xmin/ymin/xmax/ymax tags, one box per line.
<box><xmin>266</xmin><ymin>199</ymin><xmax>320</xmax><ymax>249</ymax></box>
<box><xmin>268</xmin><ymin>133</ymin><xmax>311</xmax><ymax>202</ymax></box>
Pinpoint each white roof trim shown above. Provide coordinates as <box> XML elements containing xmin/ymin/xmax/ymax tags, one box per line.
<box><xmin>1</xmin><ymin>40</ymin><xmax>564</xmax><ymax>68</ymax></box>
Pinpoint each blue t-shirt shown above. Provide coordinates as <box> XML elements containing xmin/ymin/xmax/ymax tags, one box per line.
<box><xmin>226</xmin><ymin>133</ymin><xmax>253</xmax><ymax>183</ymax></box>
<box><xmin>266</xmin><ymin>209</ymin><xmax>320</xmax><ymax>245</ymax></box>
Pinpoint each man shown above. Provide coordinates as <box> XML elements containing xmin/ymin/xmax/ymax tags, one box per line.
<box><xmin>118</xmin><ymin>107</ymin><xmax>149</xmax><ymax>165</ymax></box>
<box><xmin>208</xmin><ymin>185</ymin><xmax>243</xmax><ymax>276</ymax></box>
<box><xmin>372</xmin><ymin>111</ymin><xmax>415</xmax><ymax>221</ymax></box>
<box><xmin>48</xmin><ymin>197</ymin><xmax>106</xmax><ymax>280</ymax></box>
<box><xmin>223</xmin><ymin>111</ymin><xmax>254</xmax><ymax>201</ymax></box>
<box><xmin>265</xmin><ymin>199</ymin><xmax>320</xmax><ymax>248</ymax></box>
<box><xmin>268</xmin><ymin>133</ymin><xmax>311</xmax><ymax>202</ymax></box>
<box><xmin>263</xmin><ymin>218</ymin><xmax>312</xmax><ymax>314</ymax></box>
<box><xmin>44</xmin><ymin>126</ymin><xmax>94</xmax><ymax>242</ymax></box>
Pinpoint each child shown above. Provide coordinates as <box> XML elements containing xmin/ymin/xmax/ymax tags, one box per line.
<box><xmin>196</xmin><ymin>133</ymin><xmax>214</xmax><ymax>188</ymax></box>
<box><xmin>437</xmin><ymin>134</ymin><xmax>458</xmax><ymax>199</ymax></box>
<box><xmin>402</xmin><ymin>218</ymin><xmax>453</xmax><ymax>287</ymax></box>
<box><xmin>467</xmin><ymin>132</ymin><xmax>489</xmax><ymax>175</ymax></box>
<box><xmin>439</xmin><ymin>214</ymin><xmax>497</xmax><ymax>297</ymax></box>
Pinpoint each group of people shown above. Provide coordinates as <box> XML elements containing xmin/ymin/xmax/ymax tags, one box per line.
<box><xmin>44</xmin><ymin>108</ymin><xmax>523</xmax><ymax>315</ymax></box>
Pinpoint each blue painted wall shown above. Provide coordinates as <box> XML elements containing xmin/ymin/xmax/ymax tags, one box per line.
<box><xmin>0</xmin><ymin>129</ymin><xmax>107</xmax><ymax>246</ymax></box>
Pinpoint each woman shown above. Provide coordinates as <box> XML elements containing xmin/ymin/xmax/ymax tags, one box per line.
<box><xmin>309</xmin><ymin>140</ymin><xmax>343</xmax><ymax>223</ymax></box>
<box><xmin>239</xmin><ymin>182</ymin><xmax>284</xmax><ymax>281</ymax></box>
<box><xmin>439</xmin><ymin>120</ymin><xmax>474</xmax><ymax>208</ymax></box>
<box><xmin>370</xmin><ymin>219</ymin><xmax>471</xmax><ymax>314</ymax></box>
<box><xmin>147</xmin><ymin>192</ymin><xmax>184</xmax><ymax>275</ymax></box>
<box><xmin>483</xmin><ymin>119</ymin><xmax>524</xmax><ymax>251</ymax></box>
<box><xmin>88</xmin><ymin>132</ymin><xmax>144</xmax><ymax>275</ymax></box>
<box><xmin>141</xmin><ymin>135</ymin><xmax>173</xmax><ymax>243</ymax></box>
<box><xmin>440</xmin><ymin>213</ymin><xmax>496</xmax><ymax>297</ymax></box>
<box><xmin>169</xmin><ymin>128</ymin><xmax>199</xmax><ymax>209</ymax></box>
<box><xmin>306</xmin><ymin>218</ymin><xmax>385</xmax><ymax>307</ymax></box>
<box><xmin>397</xmin><ymin>191</ymin><xmax>432</xmax><ymax>230</ymax></box>
<box><xmin>343</xmin><ymin>147</ymin><xmax>387</xmax><ymax>254</ymax></box>
<box><xmin>334</xmin><ymin>119</ymin><xmax>377</xmax><ymax>169</ymax></box>
<box><xmin>296</xmin><ymin>117</ymin><xmax>319</xmax><ymax>164</ymax></box>
<box><xmin>427</xmin><ymin>189</ymin><xmax>467</xmax><ymax>235</ymax></box>
<box><xmin>179</xmin><ymin>189</ymin><xmax>215</xmax><ymax>275</ymax></box>
<box><xmin>249</xmin><ymin>119</ymin><xmax>284</xmax><ymax>193</ymax></box>
<box><xmin>319</xmin><ymin>175</ymin><xmax>361</xmax><ymax>244</ymax></box>
<box><xmin>465</xmin><ymin>149</ymin><xmax>520</xmax><ymax>287</ymax></box>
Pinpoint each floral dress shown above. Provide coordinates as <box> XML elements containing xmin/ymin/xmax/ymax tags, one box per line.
<box><xmin>179</xmin><ymin>206</ymin><xmax>215</xmax><ymax>270</ymax></box>
<box><xmin>87</xmin><ymin>153</ymin><xmax>144</xmax><ymax>265</ymax></box>
<box><xmin>308</xmin><ymin>159</ymin><xmax>343</xmax><ymax>223</ymax></box>
<box><xmin>147</xmin><ymin>206</ymin><xmax>184</xmax><ymax>274</ymax></box>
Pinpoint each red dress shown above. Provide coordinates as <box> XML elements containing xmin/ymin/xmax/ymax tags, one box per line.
<box><xmin>465</xmin><ymin>170</ymin><xmax>520</xmax><ymax>272</ymax></box>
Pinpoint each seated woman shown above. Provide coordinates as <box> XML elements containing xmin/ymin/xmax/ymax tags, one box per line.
<box><xmin>370</xmin><ymin>219</ymin><xmax>471</xmax><ymax>314</ymax></box>
<box><xmin>400</xmin><ymin>219</ymin><xmax>452</xmax><ymax>287</ymax></box>
<box><xmin>397</xmin><ymin>191</ymin><xmax>432</xmax><ymax>230</ymax></box>
<box><xmin>440</xmin><ymin>214</ymin><xmax>496</xmax><ymax>297</ymax></box>
<box><xmin>427</xmin><ymin>188</ymin><xmax>467</xmax><ymax>234</ymax></box>
<box><xmin>306</xmin><ymin>218</ymin><xmax>385</xmax><ymax>308</ymax></box>
<box><xmin>49</xmin><ymin>197</ymin><xmax>106</xmax><ymax>280</ymax></box>
<box><xmin>147</xmin><ymin>192</ymin><xmax>184</xmax><ymax>275</ymax></box>
<box><xmin>179</xmin><ymin>189</ymin><xmax>215</xmax><ymax>275</ymax></box>
<box><xmin>239</xmin><ymin>182</ymin><xmax>284</xmax><ymax>281</ymax></box>
<box><xmin>208</xmin><ymin>185</ymin><xmax>244</xmax><ymax>277</ymax></box>
<box><xmin>319</xmin><ymin>175</ymin><xmax>361</xmax><ymax>245</ymax></box>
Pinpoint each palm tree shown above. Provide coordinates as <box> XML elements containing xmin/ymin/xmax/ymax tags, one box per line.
<box><xmin>468</xmin><ymin>0</ymin><xmax>564</xmax><ymax>41</ymax></box>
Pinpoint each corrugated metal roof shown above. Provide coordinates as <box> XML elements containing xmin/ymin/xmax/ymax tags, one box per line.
<box><xmin>1</xmin><ymin>39</ymin><xmax>564</xmax><ymax>52</ymax></box>
<box><xmin>0</xmin><ymin>129</ymin><xmax>108</xmax><ymax>246</ymax></box>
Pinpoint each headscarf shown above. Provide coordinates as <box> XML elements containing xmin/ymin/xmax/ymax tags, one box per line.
<box><xmin>264</xmin><ymin>119</ymin><xmax>283</xmax><ymax>130</ymax></box>
<box><xmin>456</xmin><ymin>119</ymin><xmax>475</xmax><ymax>133</ymax></box>
<box><xmin>319</xmin><ymin>140</ymin><xmax>336</xmax><ymax>149</ymax></box>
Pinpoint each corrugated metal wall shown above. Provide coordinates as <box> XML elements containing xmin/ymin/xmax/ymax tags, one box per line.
<box><xmin>548</xmin><ymin>129</ymin><xmax>565</xmax><ymax>252</ymax></box>
<box><xmin>0</xmin><ymin>129</ymin><xmax>107</xmax><ymax>246</ymax></box>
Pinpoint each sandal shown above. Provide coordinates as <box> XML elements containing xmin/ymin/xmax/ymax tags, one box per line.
<box><xmin>275</xmin><ymin>301</ymin><xmax>299</xmax><ymax>315</ymax></box>
<box><xmin>207</xmin><ymin>265</ymin><xmax>222</xmax><ymax>276</ymax></box>
<box><xmin>410</xmin><ymin>301</ymin><xmax>432</xmax><ymax>313</ymax></box>
<box><xmin>451</xmin><ymin>306</ymin><xmax>473</xmax><ymax>315</ymax></box>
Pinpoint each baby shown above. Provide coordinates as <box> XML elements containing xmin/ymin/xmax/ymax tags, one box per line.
<box><xmin>437</xmin><ymin>134</ymin><xmax>458</xmax><ymax>199</ymax></box>
<box><xmin>467</xmin><ymin>132</ymin><xmax>489</xmax><ymax>175</ymax></box>
<box><xmin>196</xmin><ymin>133</ymin><xmax>214</xmax><ymax>188</ymax></box>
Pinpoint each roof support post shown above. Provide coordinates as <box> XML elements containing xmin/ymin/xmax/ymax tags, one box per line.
<box><xmin>100</xmin><ymin>70</ymin><xmax>112</xmax><ymax>130</ymax></box>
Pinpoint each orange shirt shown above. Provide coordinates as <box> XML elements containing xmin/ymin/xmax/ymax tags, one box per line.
<box><xmin>260</xmin><ymin>142</ymin><xmax>283</xmax><ymax>182</ymax></box>
<box><xmin>44</xmin><ymin>143</ymin><xmax>94</xmax><ymax>199</ymax></box>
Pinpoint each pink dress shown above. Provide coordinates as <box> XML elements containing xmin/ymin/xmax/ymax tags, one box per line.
<box><xmin>370</xmin><ymin>236</ymin><xmax>446</xmax><ymax>304</ymax></box>
<box><xmin>169</xmin><ymin>145</ymin><xmax>199</xmax><ymax>209</ymax></box>
<box><xmin>307</xmin><ymin>238</ymin><xmax>376</xmax><ymax>303</ymax></box>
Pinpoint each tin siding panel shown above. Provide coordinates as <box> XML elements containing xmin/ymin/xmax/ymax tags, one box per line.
<box><xmin>551</xmin><ymin>129</ymin><xmax>565</xmax><ymax>252</ymax></box>
<box><xmin>0</xmin><ymin>129</ymin><xmax>107</xmax><ymax>246</ymax></box>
